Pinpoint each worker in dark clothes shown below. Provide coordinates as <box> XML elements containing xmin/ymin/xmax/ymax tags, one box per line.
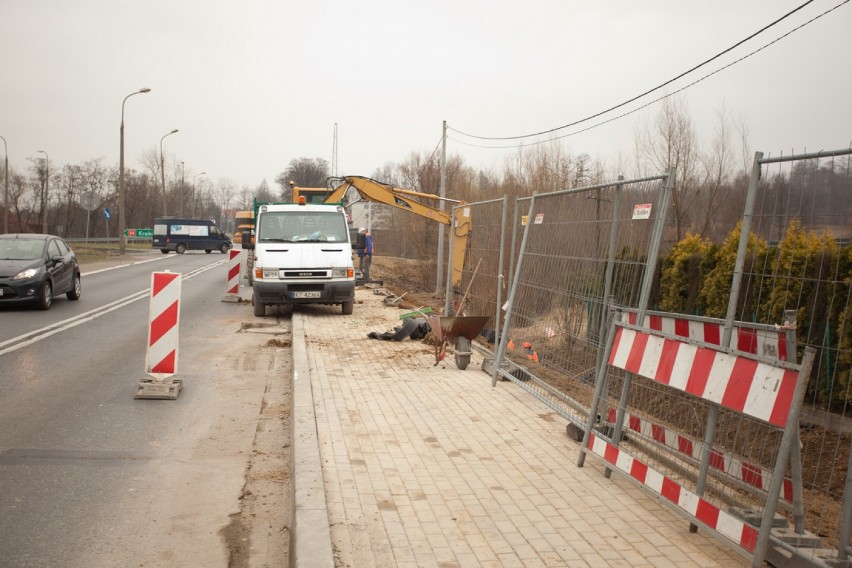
<box><xmin>358</xmin><ymin>228</ymin><xmax>374</xmax><ymax>282</ymax></box>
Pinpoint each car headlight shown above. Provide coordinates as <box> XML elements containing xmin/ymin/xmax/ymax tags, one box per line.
<box><xmin>262</xmin><ymin>268</ymin><xmax>278</xmax><ymax>279</ymax></box>
<box><xmin>332</xmin><ymin>268</ymin><xmax>349</xmax><ymax>278</ymax></box>
<box><xmin>13</xmin><ymin>268</ymin><xmax>39</xmax><ymax>280</ymax></box>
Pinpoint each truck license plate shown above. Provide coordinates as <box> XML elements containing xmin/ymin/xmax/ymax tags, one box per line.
<box><xmin>292</xmin><ymin>291</ymin><xmax>321</xmax><ymax>299</ymax></box>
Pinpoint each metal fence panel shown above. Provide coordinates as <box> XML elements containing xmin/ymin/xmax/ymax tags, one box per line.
<box><xmin>728</xmin><ymin>148</ymin><xmax>852</xmax><ymax>562</ymax></box>
<box><xmin>491</xmin><ymin>175</ymin><xmax>670</xmax><ymax>430</ymax></box>
<box><xmin>446</xmin><ymin>198</ymin><xmax>508</xmax><ymax>345</ymax></box>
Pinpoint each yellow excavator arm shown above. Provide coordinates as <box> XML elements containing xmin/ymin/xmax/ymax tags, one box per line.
<box><xmin>324</xmin><ymin>176</ymin><xmax>470</xmax><ymax>289</ymax></box>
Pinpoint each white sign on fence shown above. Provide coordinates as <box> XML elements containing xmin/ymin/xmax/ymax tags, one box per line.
<box><xmin>632</xmin><ymin>203</ymin><xmax>652</xmax><ymax>220</ymax></box>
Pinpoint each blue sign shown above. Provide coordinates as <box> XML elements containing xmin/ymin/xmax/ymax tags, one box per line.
<box><xmin>104</xmin><ymin>207</ymin><xmax>111</xmax><ymax>220</ymax></box>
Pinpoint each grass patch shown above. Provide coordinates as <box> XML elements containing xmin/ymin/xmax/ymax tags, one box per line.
<box><xmin>72</xmin><ymin>241</ymin><xmax>152</xmax><ymax>264</ymax></box>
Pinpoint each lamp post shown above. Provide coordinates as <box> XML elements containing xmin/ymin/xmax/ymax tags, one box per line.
<box><xmin>192</xmin><ymin>172</ymin><xmax>205</xmax><ymax>217</ymax></box>
<box><xmin>1</xmin><ymin>135</ymin><xmax>7</xmax><ymax>234</ymax></box>
<box><xmin>159</xmin><ymin>129</ymin><xmax>178</xmax><ymax>216</ymax></box>
<box><xmin>120</xmin><ymin>87</ymin><xmax>151</xmax><ymax>255</ymax></box>
<box><xmin>37</xmin><ymin>150</ymin><xmax>48</xmax><ymax>233</ymax></box>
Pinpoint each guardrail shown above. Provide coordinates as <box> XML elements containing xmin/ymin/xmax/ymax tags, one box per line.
<box><xmin>65</xmin><ymin>237</ymin><xmax>152</xmax><ymax>244</ymax></box>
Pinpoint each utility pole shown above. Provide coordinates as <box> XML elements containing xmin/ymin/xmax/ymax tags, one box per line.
<box><xmin>435</xmin><ymin>120</ymin><xmax>447</xmax><ymax>294</ymax></box>
<box><xmin>1</xmin><ymin>135</ymin><xmax>8</xmax><ymax>234</ymax></box>
<box><xmin>331</xmin><ymin>122</ymin><xmax>338</xmax><ymax>177</ymax></box>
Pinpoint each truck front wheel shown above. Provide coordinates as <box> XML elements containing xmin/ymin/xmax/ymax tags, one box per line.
<box><xmin>253</xmin><ymin>295</ymin><xmax>265</xmax><ymax>317</ymax></box>
<box><xmin>342</xmin><ymin>300</ymin><xmax>354</xmax><ymax>315</ymax></box>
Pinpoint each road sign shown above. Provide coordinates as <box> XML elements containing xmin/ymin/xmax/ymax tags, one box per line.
<box><xmin>104</xmin><ymin>207</ymin><xmax>111</xmax><ymax>220</ymax></box>
<box><xmin>80</xmin><ymin>191</ymin><xmax>101</xmax><ymax>211</ymax></box>
<box><xmin>125</xmin><ymin>228</ymin><xmax>154</xmax><ymax>238</ymax></box>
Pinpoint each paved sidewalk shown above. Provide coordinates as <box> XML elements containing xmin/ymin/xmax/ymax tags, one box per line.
<box><xmin>298</xmin><ymin>289</ymin><xmax>749</xmax><ymax>567</ymax></box>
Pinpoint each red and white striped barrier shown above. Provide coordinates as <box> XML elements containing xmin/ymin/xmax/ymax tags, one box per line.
<box><xmin>604</xmin><ymin>407</ymin><xmax>794</xmax><ymax>504</ymax></box>
<box><xmin>584</xmin><ymin>318</ymin><xmax>813</xmax><ymax>565</ymax></box>
<box><xmin>136</xmin><ymin>271</ymin><xmax>182</xmax><ymax>399</ymax></box>
<box><xmin>609</xmin><ymin>326</ymin><xmax>799</xmax><ymax>427</ymax></box>
<box><xmin>587</xmin><ymin>432</ymin><xmax>759</xmax><ymax>553</ymax></box>
<box><xmin>223</xmin><ymin>249</ymin><xmax>241</xmax><ymax>301</ymax></box>
<box><xmin>620</xmin><ymin>311</ymin><xmax>789</xmax><ymax>362</ymax></box>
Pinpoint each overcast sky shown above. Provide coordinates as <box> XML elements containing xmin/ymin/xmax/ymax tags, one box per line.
<box><xmin>1</xmin><ymin>0</ymin><xmax>850</xmax><ymax>191</ymax></box>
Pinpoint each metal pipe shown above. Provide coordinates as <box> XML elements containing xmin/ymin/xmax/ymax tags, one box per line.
<box><xmin>757</xmin><ymin>147</ymin><xmax>852</xmax><ymax>165</ymax></box>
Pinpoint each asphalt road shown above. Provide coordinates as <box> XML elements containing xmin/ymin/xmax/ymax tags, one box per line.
<box><xmin>0</xmin><ymin>250</ymin><xmax>279</xmax><ymax>567</ymax></box>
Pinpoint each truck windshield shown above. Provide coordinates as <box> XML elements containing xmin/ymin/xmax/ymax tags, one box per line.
<box><xmin>258</xmin><ymin>211</ymin><xmax>348</xmax><ymax>243</ymax></box>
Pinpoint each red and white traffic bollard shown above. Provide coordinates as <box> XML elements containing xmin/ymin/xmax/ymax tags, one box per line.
<box><xmin>135</xmin><ymin>270</ymin><xmax>183</xmax><ymax>400</ymax></box>
<box><xmin>222</xmin><ymin>248</ymin><xmax>242</xmax><ymax>303</ymax></box>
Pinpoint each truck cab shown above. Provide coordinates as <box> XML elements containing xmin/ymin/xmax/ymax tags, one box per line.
<box><xmin>246</xmin><ymin>202</ymin><xmax>356</xmax><ymax>316</ymax></box>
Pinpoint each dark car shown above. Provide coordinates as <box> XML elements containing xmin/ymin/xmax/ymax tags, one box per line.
<box><xmin>0</xmin><ymin>234</ymin><xmax>81</xmax><ymax>310</ymax></box>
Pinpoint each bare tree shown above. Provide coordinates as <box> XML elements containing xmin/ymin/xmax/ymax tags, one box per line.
<box><xmin>275</xmin><ymin>157</ymin><xmax>329</xmax><ymax>198</ymax></box>
<box><xmin>6</xmin><ymin>171</ymin><xmax>28</xmax><ymax>231</ymax></box>
<box><xmin>500</xmin><ymin>139</ymin><xmax>605</xmax><ymax>200</ymax></box>
<box><xmin>235</xmin><ymin>186</ymin><xmax>253</xmax><ymax>210</ymax></box>
<box><xmin>696</xmin><ymin>105</ymin><xmax>736</xmax><ymax>238</ymax></box>
<box><xmin>78</xmin><ymin>159</ymin><xmax>111</xmax><ymax>238</ymax></box>
<box><xmin>213</xmin><ymin>178</ymin><xmax>236</xmax><ymax>221</ymax></box>
<box><xmin>736</xmin><ymin>110</ymin><xmax>752</xmax><ymax>174</ymax></box>
<box><xmin>59</xmin><ymin>164</ymin><xmax>82</xmax><ymax>237</ymax></box>
<box><xmin>28</xmin><ymin>156</ymin><xmax>49</xmax><ymax>231</ymax></box>
<box><xmin>254</xmin><ymin>179</ymin><xmax>275</xmax><ymax>203</ymax></box>
<box><xmin>635</xmin><ymin>96</ymin><xmax>700</xmax><ymax>240</ymax></box>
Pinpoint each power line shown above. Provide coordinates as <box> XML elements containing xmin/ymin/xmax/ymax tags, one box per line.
<box><xmin>449</xmin><ymin>0</ymin><xmax>823</xmax><ymax>142</ymax></box>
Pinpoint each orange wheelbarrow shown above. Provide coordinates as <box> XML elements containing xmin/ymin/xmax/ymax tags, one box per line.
<box><xmin>427</xmin><ymin>315</ymin><xmax>490</xmax><ymax>370</ymax></box>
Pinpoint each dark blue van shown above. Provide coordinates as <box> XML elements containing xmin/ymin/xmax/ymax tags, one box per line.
<box><xmin>152</xmin><ymin>217</ymin><xmax>232</xmax><ymax>254</ymax></box>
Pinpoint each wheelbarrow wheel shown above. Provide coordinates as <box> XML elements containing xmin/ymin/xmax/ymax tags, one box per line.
<box><xmin>454</xmin><ymin>336</ymin><xmax>471</xmax><ymax>370</ymax></box>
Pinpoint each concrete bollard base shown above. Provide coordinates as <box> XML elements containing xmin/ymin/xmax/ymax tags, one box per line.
<box><xmin>134</xmin><ymin>378</ymin><xmax>182</xmax><ymax>400</ymax></box>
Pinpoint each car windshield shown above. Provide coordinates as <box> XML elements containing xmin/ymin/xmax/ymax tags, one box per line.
<box><xmin>0</xmin><ymin>239</ymin><xmax>45</xmax><ymax>261</ymax></box>
<box><xmin>259</xmin><ymin>211</ymin><xmax>348</xmax><ymax>243</ymax></box>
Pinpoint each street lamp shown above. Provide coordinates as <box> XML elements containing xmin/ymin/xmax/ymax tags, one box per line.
<box><xmin>0</xmin><ymin>135</ymin><xmax>7</xmax><ymax>234</ymax></box>
<box><xmin>119</xmin><ymin>87</ymin><xmax>151</xmax><ymax>255</ymax></box>
<box><xmin>192</xmin><ymin>172</ymin><xmax>205</xmax><ymax>217</ymax></box>
<box><xmin>37</xmin><ymin>150</ymin><xmax>48</xmax><ymax>233</ymax></box>
<box><xmin>160</xmin><ymin>128</ymin><xmax>178</xmax><ymax>216</ymax></box>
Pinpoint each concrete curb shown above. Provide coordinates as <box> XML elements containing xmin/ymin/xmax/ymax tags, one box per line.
<box><xmin>289</xmin><ymin>313</ymin><xmax>335</xmax><ymax>568</ymax></box>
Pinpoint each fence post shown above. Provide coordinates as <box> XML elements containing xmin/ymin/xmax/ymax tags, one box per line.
<box><xmin>606</xmin><ymin>169</ymin><xmax>673</xmax><ymax>478</ymax></box>
<box><xmin>595</xmin><ymin>177</ymin><xmax>623</xmax><ymax>369</ymax></box>
<box><xmin>840</xmin><ymin>437</ymin><xmax>852</xmax><ymax>560</ymax></box>
<box><xmin>491</xmin><ymin>196</ymin><xmax>536</xmax><ymax>388</ymax></box>
<box><xmin>495</xmin><ymin>196</ymin><xmax>508</xmax><ymax>348</ymax></box>
<box><xmin>444</xmin><ymin>207</ymin><xmax>456</xmax><ymax>316</ymax></box>
<box><xmin>724</xmin><ymin>151</ymin><xmax>763</xmax><ymax>332</ymax></box>
<box><xmin>781</xmin><ymin>309</ymin><xmax>807</xmax><ymax>534</ymax></box>
<box><xmin>752</xmin><ymin>347</ymin><xmax>816</xmax><ymax>567</ymax></box>
<box><xmin>692</xmin><ymin>156</ymin><xmax>755</xmax><ymax>527</ymax></box>
<box><xmin>577</xmin><ymin>299</ymin><xmax>618</xmax><ymax>468</ymax></box>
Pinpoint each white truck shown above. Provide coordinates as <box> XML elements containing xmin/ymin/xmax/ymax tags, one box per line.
<box><xmin>244</xmin><ymin>201</ymin><xmax>356</xmax><ymax>316</ymax></box>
